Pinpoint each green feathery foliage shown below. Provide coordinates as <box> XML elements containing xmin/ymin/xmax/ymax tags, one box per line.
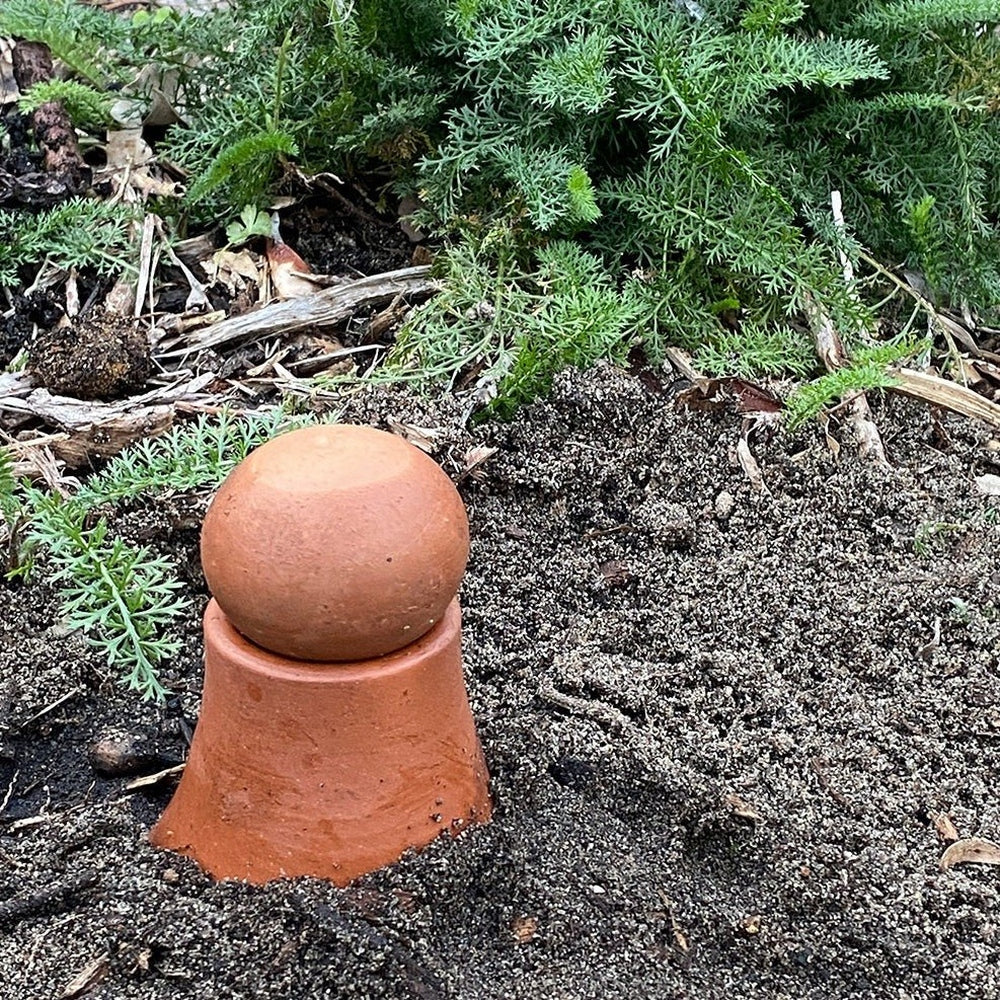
<box><xmin>0</xmin><ymin>0</ymin><xmax>119</xmax><ymax>84</ymax></box>
<box><xmin>5</xmin><ymin>409</ymin><xmax>326</xmax><ymax>701</ymax></box>
<box><xmin>24</xmin><ymin>491</ymin><xmax>188</xmax><ymax>701</ymax></box>
<box><xmin>372</xmin><ymin>238</ymin><xmax>641</xmax><ymax>413</ymax></box>
<box><xmin>186</xmin><ymin>130</ymin><xmax>300</xmax><ymax>206</ymax></box>
<box><xmin>18</xmin><ymin>79</ymin><xmax>113</xmax><ymax>130</ymax></box>
<box><xmin>0</xmin><ymin>199</ymin><xmax>136</xmax><ymax>287</ymax></box>
<box><xmin>784</xmin><ymin>336</ymin><xmax>929</xmax><ymax>427</ymax></box>
<box><xmin>6</xmin><ymin>0</ymin><xmax>1000</xmax><ymax>413</ymax></box>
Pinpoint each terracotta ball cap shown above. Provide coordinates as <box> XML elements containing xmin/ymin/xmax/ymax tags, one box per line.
<box><xmin>200</xmin><ymin>424</ymin><xmax>470</xmax><ymax>661</ymax></box>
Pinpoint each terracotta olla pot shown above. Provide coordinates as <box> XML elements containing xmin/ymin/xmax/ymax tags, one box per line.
<box><xmin>150</xmin><ymin>424</ymin><xmax>492</xmax><ymax>885</ymax></box>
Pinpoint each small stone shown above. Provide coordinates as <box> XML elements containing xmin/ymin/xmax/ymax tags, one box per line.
<box><xmin>88</xmin><ymin>733</ymin><xmax>143</xmax><ymax>777</ymax></box>
<box><xmin>87</xmin><ymin>729</ymin><xmax>164</xmax><ymax>777</ymax></box>
<box><xmin>986</xmin><ymin>438</ymin><xmax>1000</xmax><ymax>452</ymax></box>
<box><xmin>162</xmin><ymin>868</ymin><xmax>180</xmax><ymax>884</ymax></box>
<box><xmin>715</xmin><ymin>491</ymin><xmax>735</xmax><ymax>520</ymax></box>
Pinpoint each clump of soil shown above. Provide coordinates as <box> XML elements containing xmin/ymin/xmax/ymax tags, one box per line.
<box><xmin>1</xmin><ymin>365</ymin><xmax>998</xmax><ymax>999</ymax></box>
<box><xmin>28</xmin><ymin>312</ymin><xmax>151</xmax><ymax>399</ymax></box>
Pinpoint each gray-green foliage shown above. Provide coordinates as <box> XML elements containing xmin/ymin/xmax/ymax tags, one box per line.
<box><xmin>6</xmin><ymin>409</ymin><xmax>320</xmax><ymax>700</ymax></box>
<box><xmin>376</xmin><ymin>239</ymin><xmax>642</xmax><ymax>411</ymax></box>
<box><xmin>18</xmin><ymin>79</ymin><xmax>112</xmax><ymax>130</ymax></box>
<box><xmin>0</xmin><ymin>199</ymin><xmax>136</xmax><ymax>288</ymax></box>
<box><xmin>23</xmin><ymin>492</ymin><xmax>188</xmax><ymax>701</ymax></box>
<box><xmin>6</xmin><ymin>0</ymin><xmax>1000</xmax><ymax>413</ymax></box>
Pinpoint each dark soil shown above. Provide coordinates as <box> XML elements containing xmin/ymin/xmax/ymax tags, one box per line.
<box><xmin>1</xmin><ymin>365</ymin><xmax>999</xmax><ymax>999</ymax></box>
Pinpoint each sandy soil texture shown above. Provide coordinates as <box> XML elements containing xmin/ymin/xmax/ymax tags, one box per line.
<box><xmin>1</xmin><ymin>365</ymin><xmax>999</xmax><ymax>999</ymax></box>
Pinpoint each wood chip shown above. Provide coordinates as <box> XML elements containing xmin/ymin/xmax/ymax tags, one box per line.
<box><xmin>724</xmin><ymin>793</ymin><xmax>764</xmax><ymax>822</ymax></box>
<box><xmin>59</xmin><ymin>953</ymin><xmax>110</xmax><ymax>999</ymax></box>
<box><xmin>0</xmin><ymin>375</ymin><xmax>216</xmax><ymax>465</ymax></box>
<box><xmin>940</xmin><ymin>837</ymin><xmax>1000</xmax><ymax>871</ymax></box>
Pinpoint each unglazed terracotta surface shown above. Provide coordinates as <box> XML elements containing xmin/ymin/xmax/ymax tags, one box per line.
<box><xmin>150</xmin><ymin>599</ymin><xmax>491</xmax><ymax>884</ymax></box>
<box><xmin>200</xmin><ymin>424</ymin><xmax>469</xmax><ymax>661</ymax></box>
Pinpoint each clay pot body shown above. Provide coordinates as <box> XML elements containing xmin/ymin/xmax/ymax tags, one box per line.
<box><xmin>201</xmin><ymin>425</ymin><xmax>469</xmax><ymax>662</ymax></box>
<box><xmin>151</xmin><ymin>599</ymin><xmax>491</xmax><ymax>884</ymax></box>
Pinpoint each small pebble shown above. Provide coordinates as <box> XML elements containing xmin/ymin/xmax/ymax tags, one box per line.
<box><xmin>714</xmin><ymin>491</ymin><xmax>735</xmax><ymax>520</ymax></box>
<box><xmin>88</xmin><ymin>734</ymin><xmax>143</xmax><ymax>777</ymax></box>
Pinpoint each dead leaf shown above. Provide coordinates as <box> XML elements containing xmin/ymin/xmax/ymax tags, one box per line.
<box><xmin>459</xmin><ymin>445</ymin><xmax>498</xmax><ymax>482</ymax></box>
<box><xmin>674</xmin><ymin>379</ymin><xmax>726</xmax><ymax>413</ymax></box>
<box><xmin>933</xmin><ymin>813</ymin><xmax>961</xmax><ymax>843</ymax></box>
<box><xmin>267</xmin><ymin>238</ymin><xmax>318</xmax><ymax>301</ymax></box>
<box><xmin>818</xmin><ymin>412</ymin><xmax>841</xmax><ymax>458</ymax></box>
<box><xmin>974</xmin><ymin>474</ymin><xmax>1000</xmax><ymax>496</ymax></box>
<box><xmin>736</xmin><ymin>435</ymin><xmax>769</xmax><ymax>494</ymax></box>
<box><xmin>939</xmin><ymin>837</ymin><xmax>1000</xmax><ymax>871</ymax></box>
<box><xmin>59</xmin><ymin>953</ymin><xmax>109</xmax><ymax>999</ymax></box>
<box><xmin>917</xmin><ymin>617</ymin><xmax>941</xmax><ymax>665</ymax></box>
<box><xmin>386</xmin><ymin>420</ymin><xmax>442</xmax><ymax>454</ymax></box>
<box><xmin>204</xmin><ymin>249</ymin><xmax>263</xmax><ymax>295</ymax></box>
<box><xmin>105</xmin><ymin>129</ymin><xmax>152</xmax><ymax>171</ymax></box>
<box><xmin>724</xmin><ymin>793</ymin><xmax>764</xmax><ymax>822</ymax></box>
<box><xmin>726</xmin><ymin>377</ymin><xmax>782</xmax><ymax>414</ymax></box>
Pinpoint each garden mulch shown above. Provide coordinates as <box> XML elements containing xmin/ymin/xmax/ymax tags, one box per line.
<box><xmin>1</xmin><ymin>364</ymin><xmax>999</xmax><ymax>1000</ymax></box>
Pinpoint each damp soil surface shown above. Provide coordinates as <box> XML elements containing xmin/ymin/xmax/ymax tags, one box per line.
<box><xmin>1</xmin><ymin>365</ymin><xmax>999</xmax><ymax>1000</ymax></box>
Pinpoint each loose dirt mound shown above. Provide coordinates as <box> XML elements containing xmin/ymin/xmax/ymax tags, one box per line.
<box><xmin>1</xmin><ymin>365</ymin><xmax>998</xmax><ymax>999</ymax></box>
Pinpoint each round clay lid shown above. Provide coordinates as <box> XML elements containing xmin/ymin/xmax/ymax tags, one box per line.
<box><xmin>200</xmin><ymin>424</ymin><xmax>469</xmax><ymax>661</ymax></box>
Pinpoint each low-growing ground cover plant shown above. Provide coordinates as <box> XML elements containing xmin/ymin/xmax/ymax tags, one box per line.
<box><xmin>0</xmin><ymin>409</ymin><xmax>322</xmax><ymax>699</ymax></box>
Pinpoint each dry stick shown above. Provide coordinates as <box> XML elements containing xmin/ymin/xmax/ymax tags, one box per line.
<box><xmin>0</xmin><ymin>874</ymin><xmax>99</xmax><ymax>930</ymax></box>
<box><xmin>803</xmin><ymin>293</ymin><xmax>889</xmax><ymax>466</ymax></box>
<box><xmin>154</xmin><ymin>266</ymin><xmax>437</xmax><ymax>357</ymax></box>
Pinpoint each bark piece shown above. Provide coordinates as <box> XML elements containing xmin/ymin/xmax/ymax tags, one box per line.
<box><xmin>155</xmin><ymin>266</ymin><xmax>437</xmax><ymax>356</ymax></box>
<box><xmin>11</xmin><ymin>42</ymin><xmax>89</xmax><ymax>191</ymax></box>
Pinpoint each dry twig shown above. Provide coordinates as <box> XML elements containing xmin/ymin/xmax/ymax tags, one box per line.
<box><xmin>155</xmin><ymin>266</ymin><xmax>437</xmax><ymax>356</ymax></box>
